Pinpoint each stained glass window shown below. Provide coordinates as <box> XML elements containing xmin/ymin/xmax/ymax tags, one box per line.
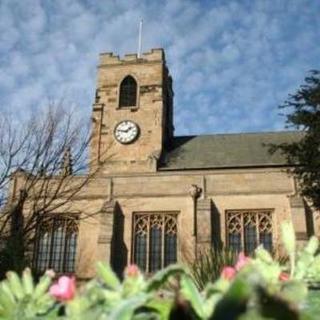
<box><xmin>228</xmin><ymin>233</ymin><xmax>241</xmax><ymax>253</ymax></box>
<box><xmin>164</xmin><ymin>215</ymin><xmax>177</xmax><ymax>267</ymax></box>
<box><xmin>119</xmin><ymin>76</ymin><xmax>137</xmax><ymax>107</ymax></box>
<box><xmin>226</xmin><ymin>210</ymin><xmax>273</xmax><ymax>255</ymax></box>
<box><xmin>134</xmin><ymin>232</ymin><xmax>147</xmax><ymax>271</ymax></box>
<box><xmin>36</xmin><ymin>231</ymin><xmax>50</xmax><ymax>271</ymax></box>
<box><xmin>244</xmin><ymin>224</ymin><xmax>257</xmax><ymax>255</ymax></box>
<box><xmin>51</xmin><ymin>224</ymin><xmax>65</xmax><ymax>271</ymax></box>
<box><xmin>149</xmin><ymin>225</ymin><xmax>162</xmax><ymax>272</ymax></box>
<box><xmin>65</xmin><ymin>229</ymin><xmax>78</xmax><ymax>273</ymax></box>
<box><xmin>133</xmin><ymin>212</ymin><xmax>178</xmax><ymax>273</ymax></box>
<box><xmin>34</xmin><ymin>216</ymin><xmax>78</xmax><ymax>274</ymax></box>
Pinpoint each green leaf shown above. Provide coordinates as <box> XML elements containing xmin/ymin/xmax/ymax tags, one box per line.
<box><xmin>34</xmin><ymin>297</ymin><xmax>56</xmax><ymax>317</ymax></box>
<box><xmin>203</xmin><ymin>292</ymin><xmax>223</xmax><ymax>318</ymax></box>
<box><xmin>0</xmin><ymin>282</ymin><xmax>15</xmax><ymax>304</ymax></box>
<box><xmin>22</xmin><ymin>268</ymin><xmax>34</xmax><ymax>296</ymax></box>
<box><xmin>281</xmin><ymin>221</ymin><xmax>296</xmax><ymax>276</ymax></box>
<box><xmin>33</xmin><ymin>275</ymin><xmax>52</xmax><ymax>300</ymax></box>
<box><xmin>6</xmin><ymin>272</ymin><xmax>24</xmax><ymax>300</ymax></box>
<box><xmin>108</xmin><ymin>293</ymin><xmax>149</xmax><ymax>320</ymax></box>
<box><xmin>257</xmin><ymin>285</ymin><xmax>300</xmax><ymax>320</ymax></box>
<box><xmin>101</xmin><ymin>289</ymin><xmax>122</xmax><ymax>303</ymax></box>
<box><xmin>255</xmin><ymin>245</ymin><xmax>274</xmax><ymax>264</ymax></box>
<box><xmin>145</xmin><ymin>298</ymin><xmax>173</xmax><ymax>320</ymax></box>
<box><xmin>180</xmin><ymin>274</ymin><xmax>205</xmax><ymax>318</ymax></box>
<box><xmin>225</xmin><ymin>278</ymin><xmax>252</xmax><ymax>301</ymax></box>
<box><xmin>0</xmin><ymin>285</ymin><xmax>15</xmax><ymax>316</ymax></box>
<box><xmin>305</xmin><ymin>236</ymin><xmax>319</xmax><ymax>255</ymax></box>
<box><xmin>303</xmin><ymin>290</ymin><xmax>320</xmax><ymax>319</ymax></box>
<box><xmin>281</xmin><ymin>221</ymin><xmax>296</xmax><ymax>257</ymax></box>
<box><xmin>122</xmin><ymin>275</ymin><xmax>146</xmax><ymax>298</ymax></box>
<box><xmin>146</xmin><ymin>264</ymin><xmax>186</xmax><ymax>292</ymax></box>
<box><xmin>281</xmin><ymin>280</ymin><xmax>308</xmax><ymax>304</ymax></box>
<box><xmin>66</xmin><ymin>296</ymin><xmax>92</xmax><ymax>318</ymax></box>
<box><xmin>294</xmin><ymin>236</ymin><xmax>319</xmax><ymax>280</ymax></box>
<box><xmin>307</xmin><ymin>255</ymin><xmax>320</xmax><ymax>281</ymax></box>
<box><xmin>205</xmin><ymin>278</ymin><xmax>230</xmax><ymax>296</ymax></box>
<box><xmin>211</xmin><ymin>278</ymin><xmax>251</xmax><ymax>320</ymax></box>
<box><xmin>295</xmin><ymin>252</ymin><xmax>314</xmax><ymax>280</ymax></box>
<box><xmin>96</xmin><ymin>262</ymin><xmax>120</xmax><ymax>290</ymax></box>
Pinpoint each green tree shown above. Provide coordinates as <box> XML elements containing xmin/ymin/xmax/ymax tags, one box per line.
<box><xmin>272</xmin><ymin>70</ymin><xmax>320</xmax><ymax>210</ymax></box>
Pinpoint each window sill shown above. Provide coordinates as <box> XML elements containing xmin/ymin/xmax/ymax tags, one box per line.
<box><xmin>116</xmin><ymin>106</ymin><xmax>139</xmax><ymax>112</ymax></box>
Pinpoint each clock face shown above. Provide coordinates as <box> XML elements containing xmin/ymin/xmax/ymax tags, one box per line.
<box><xmin>114</xmin><ymin>120</ymin><xmax>139</xmax><ymax>144</ymax></box>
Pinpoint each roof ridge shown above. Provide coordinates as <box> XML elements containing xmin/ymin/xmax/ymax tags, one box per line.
<box><xmin>173</xmin><ymin>130</ymin><xmax>302</xmax><ymax>139</ymax></box>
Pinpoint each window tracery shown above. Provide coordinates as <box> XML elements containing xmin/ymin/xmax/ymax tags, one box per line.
<box><xmin>133</xmin><ymin>212</ymin><xmax>178</xmax><ymax>273</ymax></box>
<box><xmin>226</xmin><ymin>210</ymin><xmax>273</xmax><ymax>255</ymax></box>
<box><xmin>34</xmin><ymin>216</ymin><xmax>78</xmax><ymax>273</ymax></box>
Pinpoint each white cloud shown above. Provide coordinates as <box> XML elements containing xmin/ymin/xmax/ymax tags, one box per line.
<box><xmin>0</xmin><ymin>0</ymin><xmax>319</xmax><ymax>135</ymax></box>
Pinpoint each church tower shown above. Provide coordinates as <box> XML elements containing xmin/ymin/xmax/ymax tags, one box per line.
<box><xmin>90</xmin><ymin>49</ymin><xmax>174</xmax><ymax>174</ymax></box>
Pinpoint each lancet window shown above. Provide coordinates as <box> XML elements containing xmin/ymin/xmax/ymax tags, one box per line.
<box><xmin>119</xmin><ymin>75</ymin><xmax>137</xmax><ymax>107</ymax></box>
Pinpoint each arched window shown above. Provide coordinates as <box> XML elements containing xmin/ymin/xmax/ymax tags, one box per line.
<box><xmin>119</xmin><ymin>76</ymin><xmax>137</xmax><ymax>107</ymax></box>
<box><xmin>34</xmin><ymin>216</ymin><xmax>79</xmax><ymax>274</ymax></box>
<box><xmin>133</xmin><ymin>212</ymin><xmax>178</xmax><ymax>273</ymax></box>
<box><xmin>226</xmin><ymin>209</ymin><xmax>273</xmax><ymax>255</ymax></box>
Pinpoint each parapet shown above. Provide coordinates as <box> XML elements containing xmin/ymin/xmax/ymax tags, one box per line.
<box><xmin>99</xmin><ymin>48</ymin><xmax>165</xmax><ymax>66</ymax></box>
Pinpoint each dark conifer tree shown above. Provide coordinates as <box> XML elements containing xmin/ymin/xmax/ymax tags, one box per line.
<box><xmin>272</xmin><ymin>70</ymin><xmax>320</xmax><ymax>210</ymax></box>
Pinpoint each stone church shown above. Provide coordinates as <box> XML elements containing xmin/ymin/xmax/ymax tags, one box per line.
<box><xmin>31</xmin><ymin>48</ymin><xmax>318</xmax><ymax>279</ymax></box>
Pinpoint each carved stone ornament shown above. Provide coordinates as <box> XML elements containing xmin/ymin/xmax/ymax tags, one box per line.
<box><xmin>189</xmin><ymin>184</ymin><xmax>202</xmax><ymax>199</ymax></box>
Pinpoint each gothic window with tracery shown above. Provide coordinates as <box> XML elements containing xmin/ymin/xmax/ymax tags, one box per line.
<box><xmin>34</xmin><ymin>216</ymin><xmax>78</xmax><ymax>274</ymax></box>
<box><xmin>226</xmin><ymin>210</ymin><xmax>273</xmax><ymax>255</ymax></box>
<box><xmin>119</xmin><ymin>75</ymin><xmax>137</xmax><ymax>107</ymax></box>
<box><xmin>132</xmin><ymin>212</ymin><xmax>178</xmax><ymax>273</ymax></box>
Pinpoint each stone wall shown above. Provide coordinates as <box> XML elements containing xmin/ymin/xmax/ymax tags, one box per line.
<box><xmin>72</xmin><ymin>167</ymin><xmax>317</xmax><ymax>278</ymax></box>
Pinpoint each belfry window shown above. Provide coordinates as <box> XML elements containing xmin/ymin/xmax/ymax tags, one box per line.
<box><xmin>119</xmin><ymin>75</ymin><xmax>137</xmax><ymax>107</ymax></box>
<box><xmin>132</xmin><ymin>212</ymin><xmax>178</xmax><ymax>273</ymax></box>
<box><xmin>226</xmin><ymin>210</ymin><xmax>273</xmax><ymax>255</ymax></box>
<box><xmin>34</xmin><ymin>216</ymin><xmax>78</xmax><ymax>274</ymax></box>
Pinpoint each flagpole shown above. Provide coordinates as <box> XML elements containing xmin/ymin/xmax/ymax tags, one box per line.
<box><xmin>138</xmin><ymin>19</ymin><xmax>143</xmax><ymax>58</ymax></box>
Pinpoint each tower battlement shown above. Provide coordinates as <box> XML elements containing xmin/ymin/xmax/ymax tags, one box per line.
<box><xmin>99</xmin><ymin>48</ymin><xmax>165</xmax><ymax>66</ymax></box>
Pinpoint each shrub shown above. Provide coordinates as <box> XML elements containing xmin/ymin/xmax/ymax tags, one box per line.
<box><xmin>189</xmin><ymin>248</ymin><xmax>236</xmax><ymax>289</ymax></box>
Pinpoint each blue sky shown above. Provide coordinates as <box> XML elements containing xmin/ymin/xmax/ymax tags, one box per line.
<box><xmin>0</xmin><ymin>0</ymin><xmax>319</xmax><ymax>135</ymax></box>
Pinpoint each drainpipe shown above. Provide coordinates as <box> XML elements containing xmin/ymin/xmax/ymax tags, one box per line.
<box><xmin>189</xmin><ymin>184</ymin><xmax>202</xmax><ymax>237</ymax></box>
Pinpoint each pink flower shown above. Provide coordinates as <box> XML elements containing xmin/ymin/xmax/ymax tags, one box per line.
<box><xmin>49</xmin><ymin>276</ymin><xmax>76</xmax><ymax>302</ymax></box>
<box><xmin>279</xmin><ymin>272</ymin><xmax>290</xmax><ymax>281</ymax></box>
<box><xmin>235</xmin><ymin>252</ymin><xmax>251</xmax><ymax>271</ymax></box>
<box><xmin>221</xmin><ymin>266</ymin><xmax>236</xmax><ymax>280</ymax></box>
<box><xmin>125</xmin><ymin>264</ymin><xmax>140</xmax><ymax>277</ymax></box>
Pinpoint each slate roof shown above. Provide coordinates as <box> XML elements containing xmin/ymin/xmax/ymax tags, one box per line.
<box><xmin>159</xmin><ymin>131</ymin><xmax>303</xmax><ymax>170</ymax></box>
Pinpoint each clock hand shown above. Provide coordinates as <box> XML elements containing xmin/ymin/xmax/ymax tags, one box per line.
<box><xmin>118</xmin><ymin>129</ymin><xmax>130</xmax><ymax>135</ymax></box>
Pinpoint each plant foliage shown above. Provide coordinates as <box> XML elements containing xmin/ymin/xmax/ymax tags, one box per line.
<box><xmin>190</xmin><ymin>248</ymin><xmax>236</xmax><ymax>290</ymax></box>
<box><xmin>1</xmin><ymin>222</ymin><xmax>320</xmax><ymax>319</ymax></box>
